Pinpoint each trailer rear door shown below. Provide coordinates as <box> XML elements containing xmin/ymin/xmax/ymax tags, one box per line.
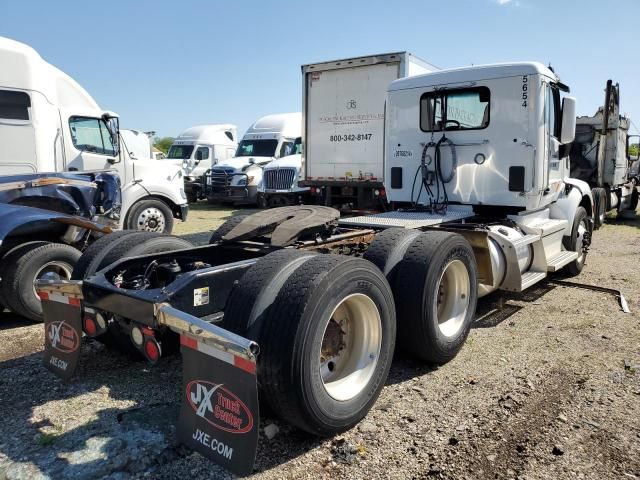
<box><xmin>305</xmin><ymin>62</ymin><xmax>400</xmax><ymax>183</ymax></box>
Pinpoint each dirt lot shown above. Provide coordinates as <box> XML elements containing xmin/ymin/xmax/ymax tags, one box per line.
<box><xmin>0</xmin><ymin>204</ymin><xmax>638</xmax><ymax>480</ymax></box>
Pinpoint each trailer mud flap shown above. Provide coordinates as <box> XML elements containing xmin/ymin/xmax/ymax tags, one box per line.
<box><xmin>177</xmin><ymin>334</ymin><xmax>259</xmax><ymax>477</ymax></box>
<box><xmin>40</xmin><ymin>293</ymin><xmax>83</xmax><ymax>381</ymax></box>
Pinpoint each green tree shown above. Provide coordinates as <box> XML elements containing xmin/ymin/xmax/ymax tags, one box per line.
<box><xmin>154</xmin><ymin>137</ymin><xmax>175</xmax><ymax>154</ymax></box>
<box><xmin>629</xmin><ymin>143</ymin><xmax>639</xmax><ymax>158</ymax></box>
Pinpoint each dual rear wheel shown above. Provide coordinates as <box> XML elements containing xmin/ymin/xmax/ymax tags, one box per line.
<box><xmin>224</xmin><ymin>229</ymin><xmax>477</xmax><ymax>435</ymax></box>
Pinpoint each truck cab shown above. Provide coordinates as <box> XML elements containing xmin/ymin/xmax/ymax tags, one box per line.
<box><xmin>257</xmin><ymin>137</ymin><xmax>306</xmax><ymax>208</ymax></box>
<box><xmin>0</xmin><ymin>36</ymin><xmax>188</xmax><ymax>233</ymax></box>
<box><xmin>384</xmin><ymin>62</ymin><xmax>587</xmax><ymax>214</ymax></box>
<box><xmin>166</xmin><ymin>124</ymin><xmax>238</xmax><ymax>202</ymax></box>
<box><xmin>205</xmin><ymin>113</ymin><xmax>301</xmax><ymax>205</ymax></box>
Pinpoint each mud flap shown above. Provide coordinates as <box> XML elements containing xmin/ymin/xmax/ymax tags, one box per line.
<box><xmin>40</xmin><ymin>293</ymin><xmax>83</xmax><ymax>381</ymax></box>
<box><xmin>177</xmin><ymin>334</ymin><xmax>259</xmax><ymax>477</ymax></box>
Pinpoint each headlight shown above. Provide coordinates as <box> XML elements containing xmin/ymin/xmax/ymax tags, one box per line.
<box><xmin>237</xmin><ymin>178</ymin><xmax>247</xmax><ymax>186</ymax></box>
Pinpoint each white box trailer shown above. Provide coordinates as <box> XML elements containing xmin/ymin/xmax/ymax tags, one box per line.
<box><xmin>301</xmin><ymin>52</ymin><xmax>437</xmax><ymax>209</ymax></box>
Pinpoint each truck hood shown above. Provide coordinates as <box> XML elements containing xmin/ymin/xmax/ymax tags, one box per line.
<box><xmin>214</xmin><ymin>156</ymin><xmax>273</xmax><ymax>172</ymax></box>
<box><xmin>131</xmin><ymin>158</ymin><xmax>183</xmax><ymax>185</ymax></box>
<box><xmin>262</xmin><ymin>154</ymin><xmax>302</xmax><ymax>171</ymax></box>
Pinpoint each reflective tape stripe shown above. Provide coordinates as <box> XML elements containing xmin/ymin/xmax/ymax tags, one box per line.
<box><xmin>37</xmin><ymin>291</ymin><xmax>81</xmax><ymax>307</ymax></box>
<box><xmin>180</xmin><ymin>334</ymin><xmax>256</xmax><ymax>375</ymax></box>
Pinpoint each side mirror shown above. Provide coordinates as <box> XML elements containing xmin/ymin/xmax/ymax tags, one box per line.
<box><xmin>560</xmin><ymin>97</ymin><xmax>577</xmax><ymax>144</ymax></box>
<box><xmin>248</xmin><ymin>158</ymin><xmax>255</xmax><ymax>165</ymax></box>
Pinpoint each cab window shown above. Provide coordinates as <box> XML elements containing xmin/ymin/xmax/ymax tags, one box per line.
<box><xmin>195</xmin><ymin>146</ymin><xmax>210</xmax><ymax>161</ymax></box>
<box><xmin>0</xmin><ymin>90</ymin><xmax>31</xmax><ymax>121</ymax></box>
<box><xmin>546</xmin><ymin>85</ymin><xmax>561</xmax><ymax>139</ymax></box>
<box><xmin>69</xmin><ymin>116</ymin><xmax>117</xmax><ymax>155</ymax></box>
<box><xmin>279</xmin><ymin>137</ymin><xmax>302</xmax><ymax>157</ymax></box>
<box><xmin>420</xmin><ymin>87</ymin><xmax>490</xmax><ymax>131</ymax></box>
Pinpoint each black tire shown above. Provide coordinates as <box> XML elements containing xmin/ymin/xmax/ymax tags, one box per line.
<box><xmin>257</xmin><ymin>255</ymin><xmax>396</xmax><ymax>435</ymax></box>
<box><xmin>257</xmin><ymin>194</ymin><xmax>268</xmax><ymax>209</ymax></box>
<box><xmin>592</xmin><ymin>187</ymin><xmax>606</xmax><ymax>229</ymax></box>
<box><xmin>125</xmin><ymin>199</ymin><xmax>174</xmax><ymax>233</ymax></box>
<box><xmin>363</xmin><ymin>228</ymin><xmax>422</xmax><ymax>286</ymax></box>
<box><xmin>186</xmin><ymin>190</ymin><xmax>198</xmax><ymax>204</ymax></box>
<box><xmin>98</xmin><ymin>234</ymin><xmax>194</xmax><ymax>354</ymax></box>
<box><xmin>72</xmin><ymin>231</ymin><xmax>145</xmax><ymax>280</ymax></box>
<box><xmin>222</xmin><ymin>249</ymin><xmax>318</xmax><ymax>339</ymax></box>
<box><xmin>563</xmin><ymin>206</ymin><xmax>589</xmax><ymax>276</ymax></box>
<box><xmin>0</xmin><ymin>241</ymin><xmax>50</xmax><ymax>312</ymax></box>
<box><xmin>630</xmin><ymin>187</ymin><xmax>639</xmax><ymax>212</ymax></box>
<box><xmin>208</xmin><ymin>215</ymin><xmax>249</xmax><ymax>244</ymax></box>
<box><xmin>395</xmin><ymin>231</ymin><xmax>478</xmax><ymax>364</ymax></box>
<box><xmin>267</xmin><ymin>195</ymin><xmax>292</xmax><ymax>208</ymax></box>
<box><xmin>2</xmin><ymin>243</ymin><xmax>80</xmax><ymax>321</ymax></box>
<box><xmin>73</xmin><ymin>233</ymin><xmax>192</xmax><ymax>353</ymax></box>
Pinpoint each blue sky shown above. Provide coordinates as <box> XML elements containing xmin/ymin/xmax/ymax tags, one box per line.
<box><xmin>3</xmin><ymin>0</ymin><xmax>639</xmax><ymax>138</ymax></box>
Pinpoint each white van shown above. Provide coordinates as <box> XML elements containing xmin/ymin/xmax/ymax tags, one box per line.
<box><xmin>206</xmin><ymin>113</ymin><xmax>301</xmax><ymax>205</ymax></box>
<box><xmin>0</xmin><ymin>36</ymin><xmax>188</xmax><ymax>233</ymax></box>
<box><xmin>166</xmin><ymin>125</ymin><xmax>237</xmax><ymax>202</ymax></box>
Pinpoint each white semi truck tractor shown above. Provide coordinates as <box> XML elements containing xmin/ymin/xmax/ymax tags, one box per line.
<box><xmin>570</xmin><ymin>80</ymin><xmax>639</xmax><ymax>227</ymax></box>
<box><xmin>205</xmin><ymin>113</ymin><xmax>301</xmax><ymax>205</ymax></box>
<box><xmin>0</xmin><ymin>36</ymin><xmax>188</xmax><ymax>233</ymax></box>
<box><xmin>256</xmin><ymin>137</ymin><xmax>306</xmax><ymax>208</ymax></box>
<box><xmin>40</xmin><ymin>62</ymin><xmax>594</xmax><ymax>476</ymax></box>
<box><xmin>166</xmin><ymin>124</ymin><xmax>238</xmax><ymax>203</ymax></box>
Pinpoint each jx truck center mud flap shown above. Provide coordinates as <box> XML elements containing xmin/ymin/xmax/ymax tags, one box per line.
<box><xmin>178</xmin><ymin>334</ymin><xmax>259</xmax><ymax>477</ymax></box>
<box><xmin>40</xmin><ymin>291</ymin><xmax>83</xmax><ymax>381</ymax></box>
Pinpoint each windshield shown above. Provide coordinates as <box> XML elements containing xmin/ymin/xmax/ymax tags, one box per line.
<box><xmin>167</xmin><ymin>145</ymin><xmax>194</xmax><ymax>159</ymax></box>
<box><xmin>235</xmin><ymin>139</ymin><xmax>278</xmax><ymax>157</ymax></box>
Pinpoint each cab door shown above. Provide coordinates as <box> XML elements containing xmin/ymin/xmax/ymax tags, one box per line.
<box><xmin>65</xmin><ymin>116</ymin><xmax>120</xmax><ymax>174</ymax></box>
<box><xmin>545</xmin><ymin>84</ymin><xmax>563</xmax><ymax>187</ymax></box>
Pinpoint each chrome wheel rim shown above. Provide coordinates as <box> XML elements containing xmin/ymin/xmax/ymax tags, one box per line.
<box><xmin>136</xmin><ymin>207</ymin><xmax>165</xmax><ymax>232</ymax></box>
<box><xmin>32</xmin><ymin>261</ymin><xmax>73</xmax><ymax>298</ymax></box>
<box><xmin>319</xmin><ymin>293</ymin><xmax>382</xmax><ymax>401</ymax></box>
<box><xmin>576</xmin><ymin>219</ymin><xmax>588</xmax><ymax>264</ymax></box>
<box><xmin>435</xmin><ymin>259</ymin><xmax>471</xmax><ymax>338</ymax></box>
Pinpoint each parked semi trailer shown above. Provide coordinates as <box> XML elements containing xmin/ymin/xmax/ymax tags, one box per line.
<box><xmin>40</xmin><ymin>62</ymin><xmax>593</xmax><ymax>476</ymax></box>
<box><xmin>0</xmin><ymin>36</ymin><xmax>188</xmax><ymax>233</ymax></box>
<box><xmin>570</xmin><ymin>80</ymin><xmax>639</xmax><ymax>227</ymax></box>
<box><xmin>300</xmin><ymin>52</ymin><xmax>437</xmax><ymax>210</ymax></box>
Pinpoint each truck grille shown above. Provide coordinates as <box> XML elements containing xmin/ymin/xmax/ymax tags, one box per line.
<box><xmin>263</xmin><ymin>168</ymin><xmax>296</xmax><ymax>190</ymax></box>
<box><xmin>209</xmin><ymin>167</ymin><xmax>235</xmax><ymax>190</ymax></box>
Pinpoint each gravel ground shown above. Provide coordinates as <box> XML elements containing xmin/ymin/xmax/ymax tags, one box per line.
<box><xmin>0</xmin><ymin>204</ymin><xmax>638</xmax><ymax>480</ymax></box>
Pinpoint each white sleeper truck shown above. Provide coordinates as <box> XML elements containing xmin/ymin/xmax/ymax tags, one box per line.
<box><xmin>40</xmin><ymin>62</ymin><xmax>594</xmax><ymax>476</ymax></box>
<box><xmin>0</xmin><ymin>36</ymin><xmax>188</xmax><ymax>233</ymax></box>
<box><xmin>301</xmin><ymin>52</ymin><xmax>437</xmax><ymax>210</ymax></box>
<box><xmin>205</xmin><ymin>113</ymin><xmax>301</xmax><ymax>205</ymax></box>
<box><xmin>570</xmin><ymin>80</ymin><xmax>639</xmax><ymax>226</ymax></box>
<box><xmin>166</xmin><ymin>125</ymin><xmax>238</xmax><ymax>203</ymax></box>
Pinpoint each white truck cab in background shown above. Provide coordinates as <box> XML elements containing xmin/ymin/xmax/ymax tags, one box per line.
<box><xmin>257</xmin><ymin>137</ymin><xmax>306</xmax><ymax>208</ymax></box>
<box><xmin>0</xmin><ymin>36</ymin><xmax>188</xmax><ymax>233</ymax></box>
<box><xmin>206</xmin><ymin>113</ymin><xmax>301</xmax><ymax>205</ymax></box>
<box><xmin>166</xmin><ymin>124</ymin><xmax>238</xmax><ymax>202</ymax></box>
